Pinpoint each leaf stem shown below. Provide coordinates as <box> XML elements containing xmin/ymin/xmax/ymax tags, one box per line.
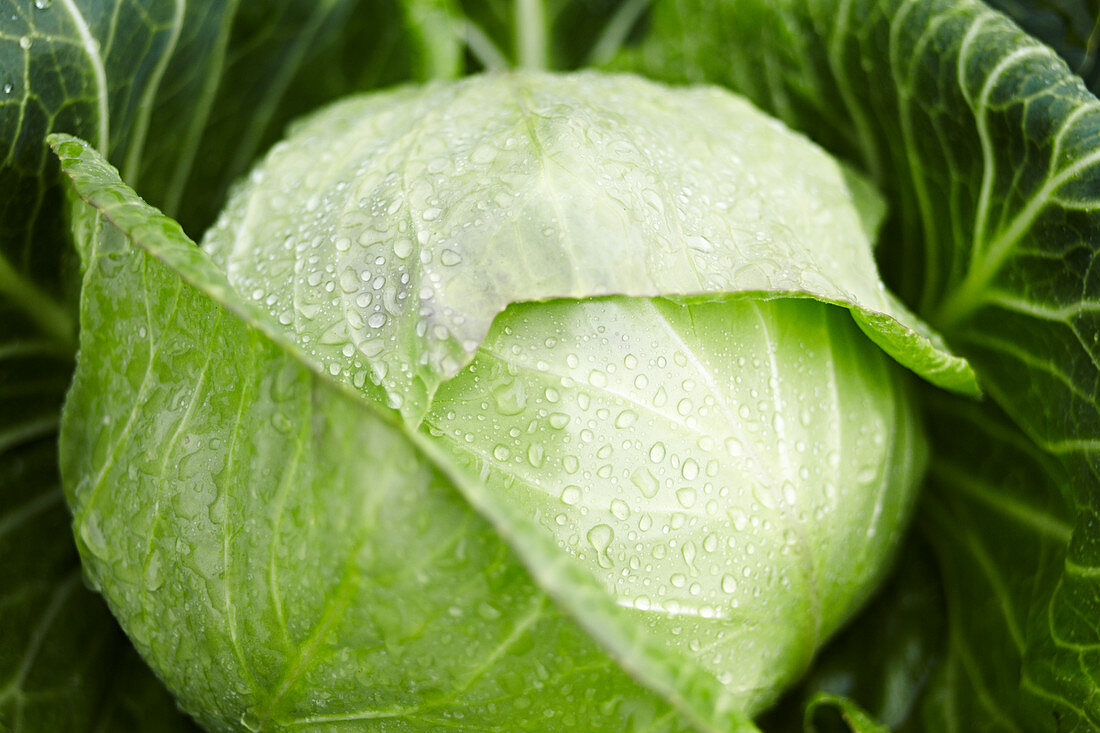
<box><xmin>460</xmin><ymin>18</ymin><xmax>510</xmax><ymax>71</ymax></box>
<box><xmin>515</xmin><ymin>0</ymin><xmax>548</xmax><ymax>70</ymax></box>
<box><xmin>586</xmin><ymin>0</ymin><xmax>651</xmax><ymax>66</ymax></box>
<box><xmin>0</xmin><ymin>253</ymin><xmax>76</xmax><ymax>356</ymax></box>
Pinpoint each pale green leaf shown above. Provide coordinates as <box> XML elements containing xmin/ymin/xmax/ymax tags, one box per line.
<box><xmin>202</xmin><ymin>71</ymin><xmax>976</xmax><ymax>423</ymax></box>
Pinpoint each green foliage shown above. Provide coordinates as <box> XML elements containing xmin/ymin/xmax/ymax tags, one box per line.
<box><xmin>617</xmin><ymin>1</ymin><xmax>1100</xmax><ymax>727</ymax></box>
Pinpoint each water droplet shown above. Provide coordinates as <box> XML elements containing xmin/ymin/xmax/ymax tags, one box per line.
<box><xmin>586</xmin><ymin>524</ymin><xmax>614</xmax><ymax>568</ymax></box>
<box><xmin>492</xmin><ymin>444</ymin><xmax>511</xmax><ymax>461</ymax></box>
<box><xmin>142</xmin><ymin>552</ymin><xmax>163</xmax><ymax>590</ymax></box>
<box><xmin>630</xmin><ymin>468</ymin><xmax>659</xmax><ymax>499</ymax></box>
<box><xmin>78</xmin><ymin>510</ymin><xmax>108</xmax><ymax>556</ymax></box>
<box><xmin>676</xmin><ymin>487</ymin><xmax>697</xmax><ymax>508</ymax></box>
<box><xmin>724</xmin><ymin>437</ymin><xmax>744</xmax><ymax>457</ymax></box>
<box><xmin>240</xmin><ymin>710</ymin><xmax>262</xmax><ymax>732</ymax></box>
<box><xmin>856</xmin><ymin>466</ymin><xmax>878</xmax><ymax>484</ymax></box>
<box><xmin>492</xmin><ymin>380</ymin><xmax>526</xmax><ymax>415</ymax></box>
<box><xmin>2</xmin><ymin>83</ymin><xmax>11</xmax><ymax>94</ymax></box>
<box><xmin>753</xmin><ymin>484</ymin><xmax>777</xmax><ymax>509</ymax></box>
<box><xmin>609</xmin><ymin>498</ymin><xmax>630</xmax><ymax>520</ymax></box>
<box><xmin>19</xmin><ymin>36</ymin><xmax>31</xmax><ymax>50</ymax></box>
<box><xmin>682</xmin><ymin>541</ymin><xmax>699</xmax><ymax>576</ymax></box>
<box><xmin>440</xmin><ymin>249</ymin><xmax>462</xmax><ymax>266</ymax></box>
<box><xmin>728</xmin><ymin>508</ymin><xmax>748</xmax><ymax>531</ymax></box>
<box><xmin>526</xmin><ymin>443</ymin><xmax>544</xmax><ymax>468</ymax></box>
<box><xmin>477</xmin><ymin>601</ymin><xmax>502</xmax><ymax>619</ymax></box>
<box><xmin>648</xmin><ymin>442</ymin><xmax>666</xmax><ymax>463</ymax></box>
<box><xmin>721</xmin><ymin>574</ymin><xmax>738</xmax><ymax>593</ymax></box>
<box><xmin>560</xmin><ymin>485</ymin><xmax>582</xmax><ymax>505</ymax></box>
<box><xmin>271</xmin><ymin>412</ymin><xmax>294</xmax><ymax>433</ymax></box>
<box><xmin>681</xmin><ymin>458</ymin><xmax>699</xmax><ymax>480</ymax></box>
<box><xmin>614</xmin><ymin>409</ymin><xmax>637</xmax><ymax>428</ymax></box>
<box><xmin>548</xmin><ymin>412</ymin><xmax>570</xmax><ymax>429</ymax></box>
<box><xmin>34</xmin><ymin>0</ymin><xmax>52</xmax><ymax>8</ymax></box>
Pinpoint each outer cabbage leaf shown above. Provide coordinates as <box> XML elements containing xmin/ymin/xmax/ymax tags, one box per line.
<box><xmin>202</xmin><ymin>71</ymin><xmax>976</xmax><ymax>423</ymax></box>
<box><xmin>60</xmin><ymin>224</ymin><xmax>689</xmax><ymax>732</ymax></box>
<box><xmin>985</xmin><ymin>0</ymin><xmax>1100</xmax><ymax>92</ymax></box>
<box><xmin>917</xmin><ymin>390</ymin><xmax>1076</xmax><ymax>731</ymax></box>
<box><xmin>615</xmin><ymin>0</ymin><xmax>1100</xmax><ymax>726</ymax></box>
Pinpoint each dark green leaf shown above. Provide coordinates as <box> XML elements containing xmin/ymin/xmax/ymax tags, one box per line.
<box><xmin>163</xmin><ymin>0</ymin><xmax>467</xmax><ymax>237</ymax></box>
<box><xmin>616</xmin><ymin>0</ymin><xmax>1100</xmax><ymax>725</ymax></box>
<box><xmin>985</xmin><ymin>1</ymin><xmax>1100</xmax><ymax>92</ymax></box>
<box><xmin>918</xmin><ymin>392</ymin><xmax>1076</xmax><ymax>730</ymax></box>
<box><xmin>802</xmin><ymin>693</ymin><xmax>890</xmax><ymax>733</ymax></box>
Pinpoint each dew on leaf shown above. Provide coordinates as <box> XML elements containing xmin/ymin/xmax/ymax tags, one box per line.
<box><xmin>675</xmin><ymin>487</ymin><xmax>697</xmax><ymax>509</ymax></box>
<box><xmin>614</xmin><ymin>409</ymin><xmax>637</xmax><ymax>428</ymax></box>
<box><xmin>560</xmin><ymin>485</ymin><xmax>582</xmax><ymax>505</ymax></box>
<box><xmin>630</xmin><ymin>467</ymin><xmax>659</xmax><ymax>499</ymax></box>
<box><xmin>586</xmin><ymin>524</ymin><xmax>615</xmax><ymax>568</ymax></box>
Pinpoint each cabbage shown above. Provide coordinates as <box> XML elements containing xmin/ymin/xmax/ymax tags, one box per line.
<box><xmin>53</xmin><ymin>72</ymin><xmax>962</xmax><ymax>729</ymax></box>
<box><xmin>6</xmin><ymin>1</ymin><xmax>1100</xmax><ymax>731</ymax></box>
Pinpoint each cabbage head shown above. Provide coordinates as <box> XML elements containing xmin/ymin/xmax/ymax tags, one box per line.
<box><xmin>53</xmin><ymin>71</ymin><xmax>977</xmax><ymax>731</ymax></box>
